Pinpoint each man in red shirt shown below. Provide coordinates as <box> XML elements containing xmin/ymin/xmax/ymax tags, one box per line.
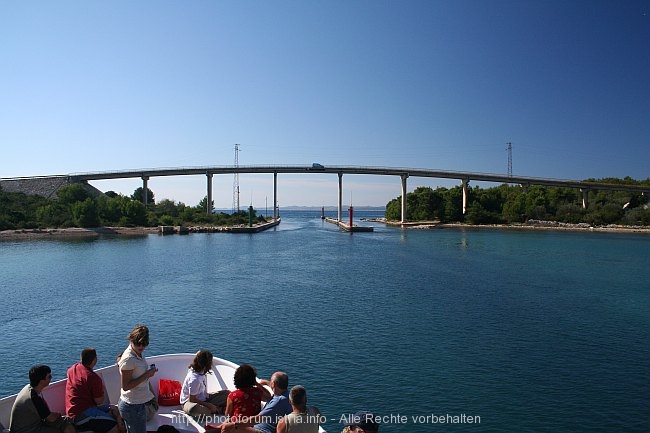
<box><xmin>65</xmin><ymin>348</ymin><xmax>124</xmax><ymax>433</ymax></box>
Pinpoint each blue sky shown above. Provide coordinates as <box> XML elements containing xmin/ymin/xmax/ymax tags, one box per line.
<box><xmin>2</xmin><ymin>1</ymin><xmax>649</xmax><ymax>208</ymax></box>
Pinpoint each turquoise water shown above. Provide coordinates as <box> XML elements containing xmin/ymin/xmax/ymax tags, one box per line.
<box><xmin>1</xmin><ymin>210</ymin><xmax>649</xmax><ymax>432</ymax></box>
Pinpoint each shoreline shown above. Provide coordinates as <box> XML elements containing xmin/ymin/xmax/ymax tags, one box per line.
<box><xmin>371</xmin><ymin>218</ymin><xmax>650</xmax><ymax>234</ymax></box>
<box><xmin>0</xmin><ymin>226</ymin><xmax>159</xmax><ymax>240</ymax></box>
<box><xmin>3</xmin><ymin>220</ymin><xmax>650</xmax><ymax>240</ymax></box>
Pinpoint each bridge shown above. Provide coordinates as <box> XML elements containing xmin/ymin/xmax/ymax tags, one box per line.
<box><xmin>4</xmin><ymin>165</ymin><xmax>649</xmax><ymax>224</ymax></box>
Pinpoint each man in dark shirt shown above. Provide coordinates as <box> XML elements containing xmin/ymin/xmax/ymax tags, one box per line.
<box><xmin>9</xmin><ymin>365</ymin><xmax>75</xmax><ymax>433</ymax></box>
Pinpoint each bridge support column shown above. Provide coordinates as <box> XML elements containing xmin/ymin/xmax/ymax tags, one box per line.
<box><xmin>141</xmin><ymin>176</ymin><xmax>149</xmax><ymax>205</ymax></box>
<box><xmin>273</xmin><ymin>172</ymin><xmax>278</xmax><ymax>219</ymax></box>
<box><xmin>338</xmin><ymin>172</ymin><xmax>343</xmax><ymax>222</ymax></box>
<box><xmin>581</xmin><ymin>188</ymin><xmax>589</xmax><ymax>209</ymax></box>
<box><xmin>401</xmin><ymin>174</ymin><xmax>408</xmax><ymax>224</ymax></box>
<box><xmin>520</xmin><ymin>183</ymin><xmax>529</xmax><ymax>193</ymax></box>
<box><xmin>206</xmin><ymin>173</ymin><xmax>213</xmax><ymax>215</ymax></box>
<box><xmin>462</xmin><ymin>178</ymin><xmax>470</xmax><ymax>214</ymax></box>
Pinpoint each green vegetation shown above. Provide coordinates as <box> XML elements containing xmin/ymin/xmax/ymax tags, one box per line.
<box><xmin>3</xmin><ymin>177</ymin><xmax>648</xmax><ymax>230</ymax></box>
<box><xmin>385</xmin><ymin>178</ymin><xmax>650</xmax><ymax>226</ymax></box>
<box><xmin>0</xmin><ymin>184</ymin><xmax>266</xmax><ymax>231</ymax></box>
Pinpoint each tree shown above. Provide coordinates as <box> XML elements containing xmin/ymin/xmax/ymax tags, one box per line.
<box><xmin>96</xmin><ymin>194</ymin><xmax>123</xmax><ymax>225</ymax></box>
<box><xmin>465</xmin><ymin>202</ymin><xmax>494</xmax><ymax>224</ymax></box>
<box><xmin>71</xmin><ymin>198</ymin><xmax>100</xmax><ymax>227</ymax></box>
<box><xmin>119</xmin><ymin>199</ymin><xmax>148</xmax><ymax>226</ymax></box>
<box><xmin>502</xmin><ymin>187</ymin><xmax>526</xmax><ymax>223</ymax></box>
<box><xmin>57</xmin><ymin>183</ymin><xmax>93</xmax><ymax>206</ymax></box>
<box><xmin>131</xmin><ymin>187</ymin><xmax>155</xmax><ymax>205</ymax></box>
<box><xmin>36</xmin><ymin>203</ymin><xmax>69</xmax><ymax>228</ymax></box>
<box><xmin>155</xmin><ymin>199</ymin><xmax>180</xmax><ymax>217</ymax></box>
<box><xmin>555</xmin><ymin>203</ymin><xmax>585</xmax><ymax>224</ymax></box>
<box><xmin>443</xmin><ymin>186</ymin><xmax>463</xmax><ymax>222</ymax></box>
<box><xmin>197</xmin><ymin>196</ymin><xmax>214</xmax><ymax>211</ymax></box>
<box><xmin>407</xmin><ymin>187</ymin><xmax>444</xmax><ymax>221</ymax></box>
<box><xmin>385</xmin><ymin>197</ymin><xmax>401</xmax><ymax>220</ymax></box>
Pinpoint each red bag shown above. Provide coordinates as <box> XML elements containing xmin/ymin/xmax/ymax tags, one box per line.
<box><xmin>158</xmin><ymin>378</ymin><xmax>182</xmax><ymax>406</ymax></box>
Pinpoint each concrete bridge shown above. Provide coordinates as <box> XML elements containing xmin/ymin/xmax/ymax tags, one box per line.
<box><xmin>4</xmin><ymin>165</ymin><xmax>649</xmax><ymax>224</ymax></box>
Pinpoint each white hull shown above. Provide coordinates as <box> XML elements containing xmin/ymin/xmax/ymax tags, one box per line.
<box><xmin>1</xmin><ymin>353</ymin><xmax>236</xmax><ymax>433</ymax></box>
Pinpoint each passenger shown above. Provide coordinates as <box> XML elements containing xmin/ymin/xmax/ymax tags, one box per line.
<box><xmin>116</xmin><ymin>351</ymin><xmax>158</xmax><ymax>421</ymax></box>
<box><xmin>224</xmin><ymin>364</ymin><xmax>272</xmax><ymax>424</ymax></box>
<box><xmin>220</xmin><ymin>371</ymin><xmax>292</xmax><ymax>433</ymax></box>
<box><xmin>65</xmin><ymin>348</ymin><xmax>125</xmax><ymax>433</ymax></box>
<box><xmin>342</xmin><ymin>411</ymin><xmax>379</xmax><ymax>433</ymax></box>
<box><xmin>180</xmin><ymin>350</ymin><xmax>230</xmax><ymax>421</ymax></box>
<box><xmin>117</xmin><ymin>324</ymin><xmax>157</xmax><ymax>433</ymax></box>
<box><xmin>9</xmin><ymin>364</ymin><xmax>75</xmax><ymax>433</ymax></box>
<box><xmin>276</xmin><ymin>385</ymin><xmax>322</xmax><ymax>433</ymax></box>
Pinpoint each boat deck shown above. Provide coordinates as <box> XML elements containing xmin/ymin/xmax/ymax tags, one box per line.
<box><xmin>0</xmin><ymin>354</ymin><xmax>237</xmax><ymax>433</ymax></box>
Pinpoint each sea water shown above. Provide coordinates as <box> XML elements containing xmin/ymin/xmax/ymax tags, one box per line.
<box><xmin>1</xmin><ymin>210</ymin><xmax>649</xmax><ymax>432</ymax></box>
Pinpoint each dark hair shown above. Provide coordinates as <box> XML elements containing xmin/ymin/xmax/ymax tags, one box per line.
<box><xmin>156</xmin><ymin>426</ymin><xmax>179</xmax><ymax>433</ymax></box>
<box><xmin>233</xmin><ymin>364</ymin><xmax>257</xmax><ymax>389</ymax></box>
<box><xmin>289</xmin><ymin>385</ymin><xmax>307</xmax><ymax>410</ymax></box>
<box><xmin>29</xmin><ymin>365</ymin><xmax>51</xmax><ymax>387</ymax></box>
<box><xmin>128</xmin><ymin>324</ymin><xmax>149</xmax><ymax>347</ymax></box>
<box><xmin>271</xmin><ymin>372</ymin><xmax>289</xmax><ymax>390</ymax></box>
<box><xmin>81</xmin><ymin>348</ymin><xmax>97</xmax><ymax>367</ymax></box>
<box><xmin>189</xmin><ymin>350</ymin><xmax>213</xmax><ymax>374</ymax></box>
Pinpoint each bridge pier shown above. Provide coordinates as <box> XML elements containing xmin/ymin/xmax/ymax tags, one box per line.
<box><xmin>581</xmin><ymin>188</ymin><xmax>589</xmax><ymax>209</ymax></box>
<box><xmin>206</xmin><ymin>173</ymin><xmax>213</xmax><ymax>215</ymax></box>
<box><xmin>142</xmin><ymin>176</ymin><xmax>149</xmax><ymax>205</ymax></box>
<box><xmin>337</xmin><ymin>172</ymin><xmax>343</xmax><ymax>222</ymax></box>
<box><xmin>273</xmin><ymin>172</ymin><xmax>278</xmax><ymax>219</ymax></box>
<box><xmin>462</xmin><ymin>178</ymin><xmax>470</xmax><ymax>214</ymax></box>
<box><xmin>401</xmin><ymin>174</ymin><xmax>408</xmax><ymax>224</ymax></box>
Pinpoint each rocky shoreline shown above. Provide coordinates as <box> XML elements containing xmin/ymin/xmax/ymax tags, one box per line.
<box><xmin>0</xmin><ymin>219</ymin><xmax>282</xmax><ymax>240</ymax></box>
<box><xmin>0</xmin><ymin>227</ymin><xmax>160</xmax><ymax>240</ymax></box>
<box><xmin>3</xmin><ymin>219</ymin><xmax>650</xmax><ymax>240</ymax></box>
<box><xmin>370</xmin><ymin>218</ymin><xmax>650</xmax><ymax>234</ymax></box>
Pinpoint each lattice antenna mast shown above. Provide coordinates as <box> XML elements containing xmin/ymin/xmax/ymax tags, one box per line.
<box><xmin>506</xmin><ymin>142</ymin><xmax>513</xmax><ymax>178</ymax></box>
<box><xmin>233</xmin><ymin>144</ymin><xmax>241</xmax><ymax>213</ymax></box>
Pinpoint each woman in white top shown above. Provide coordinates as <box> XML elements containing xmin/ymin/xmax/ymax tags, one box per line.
<box><xmin>180</xmin><ymin>349</ymin><xmax>229</xmax><ymax>421</ymax></box>
<box><xmin>117</xmin><ymin>324</ymin><xmax>157</xmax><ymax>433</ymax></box>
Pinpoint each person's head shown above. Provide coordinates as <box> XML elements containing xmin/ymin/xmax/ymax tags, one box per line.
<box><xmin>128</xmin><ymin>324</ymin><xmax>149</xmax><ymax>352</ymax></box>
<box><xmin>289</xmin><ymin>385</ymin><xmax>307</xmax><ymax>412</ymax></box>
<box><xmin>29</xmin><ymin>365</ymin><xmax>52</xmax><ymax>388</ymax></box>
<box><xmin>189</xmin><ymin>349</ymin><xmax>213</xmax><ymax>374</ymax></box>
<box><xmin>344</xmin><ymin>411</ymin><xmax>379</xmax><ymax>433</ymax></box>
<box><xmin>233</xmin><ymin>364</ymin><xmax>257</xmax><ymax>389</ymax></box>
<box><xmin>270</xmin><ymin>371</ymin><xmax>289</xmax><ymax>394</ymax></box>
<box><xmin>81</xmin><ymin>348</ymin><xmax>97</xmax><ymax>368</ymax></box>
